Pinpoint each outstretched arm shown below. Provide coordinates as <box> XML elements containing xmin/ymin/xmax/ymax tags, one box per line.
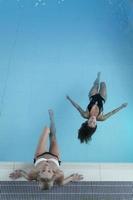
<box><xmin>54</xmin><ymin>170</ymin><xmax>83</xmax><ymax>186</ymax></box>
<box><xmin>97</xmin><ymin>103</ymin><xmax>128</xmax><ymax>121</ymax></box>
<box><xmin>62</xmin><ymin>173</ymin><xmax>83</xmax><ymax>185</ymax></box>
<box><xmin>9</xmin><ymin>170</ymin><xmax>30</xmax><ymax>180</ymax></box>
<box><xmin>66</xmin><ymin>95</ymin><xmax>88</xmax><ymax>119</ymax></box>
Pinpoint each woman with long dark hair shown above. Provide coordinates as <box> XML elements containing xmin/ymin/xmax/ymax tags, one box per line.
<box><xmin>66</xmin><ymin>72</ymin><xmax>127</xmax><ymax>143</ymax></box>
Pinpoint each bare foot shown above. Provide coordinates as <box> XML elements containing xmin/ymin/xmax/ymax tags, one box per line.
<box><xmin>48</xmin><ymin>109</ymin><xmax>54</xmax><ymax>119</ymax></box>
<box><xmin>97</xmin><ymin>72</ymin><xmax>101</xmax><ymax>80</ymax></box>
<box><xmin>71</xmin><ymin>173</ymin><xmax>84</xmax><ymax>182</ymax></box>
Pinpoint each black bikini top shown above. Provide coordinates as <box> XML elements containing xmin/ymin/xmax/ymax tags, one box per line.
<box><xmin>87</xmin><ymin>94</ymin><xmax>105</xmax><ymax>115</ymax></box>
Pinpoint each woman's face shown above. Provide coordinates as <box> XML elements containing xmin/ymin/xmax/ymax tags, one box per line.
<box><xmin>88</xmin><ymin>116</ymin><xmax>97</xmax><ymax>128</ymax></box>
<box><xmin>39</xmin><ymin>166</ymin><xmax>54</xmax><ymax>181</ymax></box>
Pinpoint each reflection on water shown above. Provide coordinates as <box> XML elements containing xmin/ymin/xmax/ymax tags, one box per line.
<box><xmin>15</xmin><ymin>0</ymin><xmax>65</xmax><ymax>7</ymax></box>
<box><xmin>106</xmin><ymin>0</ymin><xmax>133</xmax><ymax>32</ymax></box>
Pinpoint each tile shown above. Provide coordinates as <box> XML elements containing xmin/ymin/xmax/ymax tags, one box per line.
<box><xmin>100</xmin><ymin>164</ymin><xmax>133</xmax><ymax>181</ymax></box>
<box><xmin>100</xmin><ymin>169</ymin><xmax>133</xmax><ymax>181</ymax></box>
<box><xmin>0</xmin><ymin>162</ymin><xmax>14</xmax><ymax>170</ymax></box>
<box><xmin>13</xmin><ymin>162</ymin><xmax>32</xmax><ymax>171</ymax></box>
<box><xmin>1</xmin><ymin>162</ymin><xmax>133</xmax><ymax>181</ymax></box>
<box><xmin>100</xmin><ymin>163</ymin><xmax>133</xmax><ymax>170</ymax></box>
<box><xmin>1</xmin><ymin>181</ymin><xmax>133</xmax><ymax>200</ymax></box>
<box><xmin>63</xmin><ymin>169</ymin><xmax>100</xmax><ymax>181</ymax></box>
<box><xmin>0</xmin><ymin>169</ymin><xmax>13</xmax><ymax>181</ymax></box>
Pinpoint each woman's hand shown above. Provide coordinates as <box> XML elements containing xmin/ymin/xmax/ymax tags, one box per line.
<box><xmin>97</xmin><ymin>72</ymin><xmax>101</xmax><ymax>79</ymax></box>
<box><xmin>9</xmin><ymin>170</ymin><xmax>22</xmax><ymax>180</ymax></box>
<box><xmin>121</xmin><ymin>103</ymin><xmax>128</xmax><ymax>108</ymax></box>
<box><xmin>48</xmin><ymin>109</ymin><xmax>54</xmax><ymax>118</ymax></box>
<box><xmin>70</xmin><ymin>173</ymin><xmax>84</xmax><ymax>182</ymax></box>
<box><xmin>66</xmin><ymin>95</ymin><xmax>70</xmax><ymax>100</ymax></box>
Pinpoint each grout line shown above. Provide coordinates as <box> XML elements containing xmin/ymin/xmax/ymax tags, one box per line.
<box><xmin>13</xmin><ymin>161</ymin><xmax>15</xmax><ymax>171</ymax></box>
<box><xmin>1</xmin><ymin>193</ymin><xmax>133</xmax><ymax>195</ymax></box>
<box><xmin>99</xmin><ymin>163</ymin><xmax>102</xmax><ymax>181</ymax></box>
<box><xmin>1</xmin><ymin>184</ymin><xmax>133</xmax><ymax>187</ymax></box>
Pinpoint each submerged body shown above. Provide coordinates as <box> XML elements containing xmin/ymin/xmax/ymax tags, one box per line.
<box><xmin>66</xmin><ymin>72</ymin><xmax>127</xmax><ymax>143</ymax></box>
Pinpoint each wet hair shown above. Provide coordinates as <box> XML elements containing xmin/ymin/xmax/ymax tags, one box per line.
<box><xmin>37</xmin><ymin>171</ymin><xmax>54</xmax><ymax>190</ymax></box>
<box><xmin>39</xmin><ymin>179</ymin><xmax>54</xmax><ymax>190</ymax></box>
<box><xmin>78</xmin><ymin>121</ymin><xmax>97</xmax><ymax>143</ymax></box>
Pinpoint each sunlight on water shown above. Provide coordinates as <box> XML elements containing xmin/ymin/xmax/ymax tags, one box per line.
<box><xmin>106</xmin><ymin>0</ymin><xmax>133</xmax><ymax>31</ymax></box>
<box><xmin>15</xmin><ymin>0</ymin><xmax>65</xmax><ymax>7</ymax></box>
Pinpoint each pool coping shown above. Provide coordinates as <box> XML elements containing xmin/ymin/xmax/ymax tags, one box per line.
<box><xmin>0</xmin><ymin>162</ymin><xmax>133</xmax><ymax>181</ymax></box>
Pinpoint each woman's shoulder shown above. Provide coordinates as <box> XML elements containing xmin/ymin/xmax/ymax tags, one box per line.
<box><xmin>97</xmin><ymin>113</ymin><xmax>104</xmax><ymax>121</ymax></box>
<box><xmin>54</xmin><ymin>169</ymin><xmax>64</xmax><ymax>184</ymax></box>
<box><xmin>28</xmin><ymin>168</ymin><xmax>39</xmax><ymax>180</ymax></box>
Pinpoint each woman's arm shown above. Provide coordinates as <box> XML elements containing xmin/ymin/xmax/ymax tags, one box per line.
<box><xmin>54</xmin><ymin>169</ymin><xmax>83</xmax><ymax>186</ymax></box>
<box><xmin>97</xmin><ymin>103</ymin><xmax>128</xmax><ymax>121</ymax></box>
<box><xmin>28</xmin><ymin>169</ymin><xmax>39</xmax><ymax>180</ymax></box>
<box><xmin>66</xmin><ymin>95</ymin><xmax>88</xmax><ymax>119</ymax></box>
<box><xmin>9</xmin><ymin>169</ymin><xmax>30</xmax><ymax>180</ymax></box>
<box><xmin>9</xmin><ymin>169</ymin><xmax>38</xmax><ymax>181</ymax></box>
<box><xmin>62</xmin><ymin>173</ymin><xmax>83</xmax><ymax>185</ymax></box>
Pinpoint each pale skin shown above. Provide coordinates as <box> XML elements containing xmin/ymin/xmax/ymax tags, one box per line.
<box><xmin>66</xmin><ymin>72</ymin><xmax>128</xmax><ymax>123</ymax></box>
<box><xmin>10</xmin><ymin>110</ymin><xmax>83</xmax><ymax>187</ymax></box>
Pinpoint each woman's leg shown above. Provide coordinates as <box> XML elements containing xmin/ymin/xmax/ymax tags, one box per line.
<box><xmin>99</xmin><ymin>82</ymin><xmax>107</xmax><ymax>102</ymax></box>
<box><xmin>48</xmin><ymin>110</ymin><xmax>60</xmax><ymax>158</ymax></box>
<box><xmin>34</xmin><ymin>127</ymin><xmax>50</xmax><ymax>159</ymax></box>
<box><xmin>88</xmin><ymin>72</ymin><xmax>101</xmax><ymax>99</ymax></box>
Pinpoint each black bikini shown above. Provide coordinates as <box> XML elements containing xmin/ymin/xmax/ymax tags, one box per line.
<box><xmin>88</xmin><ymin>94</ymin><xmax>105</xmax><ymax>115</ymax></box>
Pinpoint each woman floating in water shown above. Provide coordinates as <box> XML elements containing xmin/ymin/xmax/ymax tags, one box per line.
<box><xmin>66</xmin><ymin>72</ymin><xmax>128</xmax><ymax>144</ymax></box>
<box><xmin>10</xmin><ymin>110</ymin><xmax>83</xmax><ymax>190</ymax></box>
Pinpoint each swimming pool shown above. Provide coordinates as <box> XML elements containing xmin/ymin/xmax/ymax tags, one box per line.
<box><xmin>0</xmin><ymin>0</ymin><xmax>133</xmax><ymax>162</ymax></box>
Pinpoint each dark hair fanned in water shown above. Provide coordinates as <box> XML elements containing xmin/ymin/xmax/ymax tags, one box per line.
<box><xmin>78</xmin><ymin>121</ymin><xmax>97</xmax><ymax>143</ymax></box>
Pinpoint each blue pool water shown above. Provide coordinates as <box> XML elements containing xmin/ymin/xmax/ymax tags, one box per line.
<box><xmin>0</xmin><ymin>0</ymin><xmax>133</xmax><ymax>162</ymax></box>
